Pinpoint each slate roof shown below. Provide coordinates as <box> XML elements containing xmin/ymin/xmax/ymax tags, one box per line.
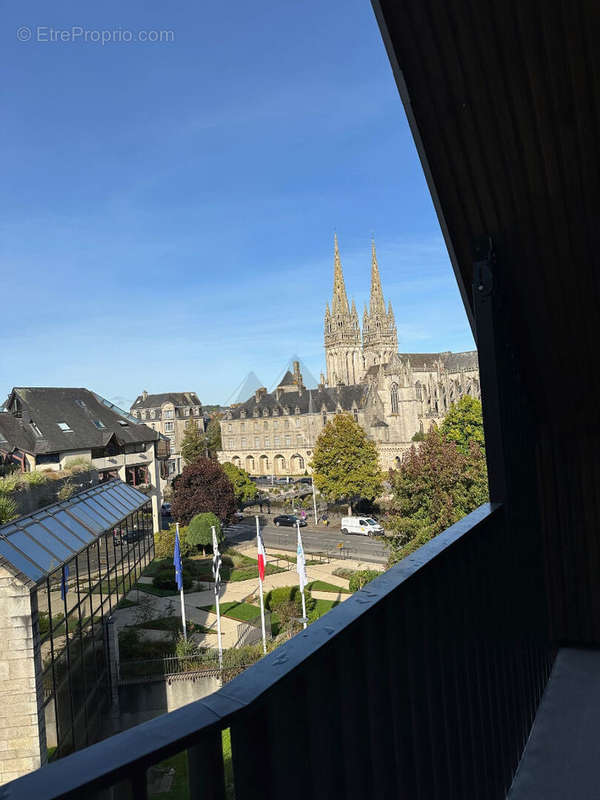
<box><xmin>363</xmin><ymin>350</ymin><xmax>478</xmax><ymax>376</ymax></box>
<box><xmin>131</xmin><ymin>391</ymin><xmax>201</xmax><ymax>410</ymax></box>
<box><xmin>400</xmin><ymin>351</ymin><xmax>478</xmax><ymax>372</ymax></box>
<box><xmin>0</xmin><ymin>388</ymin><xmax>159</xmax><ymax>456</ymax></box>
<box><xmin>228</xmin><ymin>384</ymin><xmax>369</xmax><ymax>419</ymax></box>
<box><xmin>277</xmin><ymin>371</ymin><xmax>296</xmax><ymax>387</ymax></box>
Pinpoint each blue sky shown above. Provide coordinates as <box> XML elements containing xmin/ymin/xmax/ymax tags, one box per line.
<box><xmin>0</xmin><ymin>0</ymin><xmax>474</xmax><ymax>408</ymax></box>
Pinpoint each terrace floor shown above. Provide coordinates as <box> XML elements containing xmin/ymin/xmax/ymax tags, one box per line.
<box><xmin>509</xmin><ymin>648</ymin><xmax>600</xmax><ymax>799</ymax></box>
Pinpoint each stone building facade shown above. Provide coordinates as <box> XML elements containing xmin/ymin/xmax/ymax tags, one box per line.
<box><xmin>130</xmin><ymin>392</ymin><xmax>204</xmax><ymax>481</ymax></box>
<box><xmin>218</xmin><ymin>238</ymin><xmax>480</xmax><ymax>473</ymax></box>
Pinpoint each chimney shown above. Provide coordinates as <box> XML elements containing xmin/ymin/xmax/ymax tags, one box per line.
<box><xmin>255</xmin><ymin>387</ymin><xmax>267</xmax><ymax>403</ymax></box>
<box><xmin>142</xmin><ymin>390</ymin><xmax>148</xmax><ymax>401</ymax></box>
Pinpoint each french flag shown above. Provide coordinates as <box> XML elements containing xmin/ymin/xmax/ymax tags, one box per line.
<box><xmin>257</xmin><ymin>529</ymin><xmax>266</xmax><ymax>582</ymax></box>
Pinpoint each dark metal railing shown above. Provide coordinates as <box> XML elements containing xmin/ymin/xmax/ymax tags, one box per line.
<box><xmin>4</xmin><ymin>503</ymin><xmax>553</xmax><ymax>800</ymax></box>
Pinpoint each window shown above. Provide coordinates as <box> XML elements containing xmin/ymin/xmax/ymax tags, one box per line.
<box><xmin>264</xmin><ymin>421</ymin><xmax>268</xmax><ymax>430</ymax></box>
<box><xmin>322</xmin><ymin>413</ymin><xmax>327</xmax><ymax>426</ymax></box>
<box><xmin>353</xmin><ymin>408</ymin><xmax>359</xmax><ymax>422</ymax></box>
<box><xmin>240</xmin><ymin>422</ymin><xmax>245</xmax><ymax>432</ymax></box>
<box><xmin>30</xmin><ymin>422</ymin><xmax>43</xmax><ymax>437</ymax></box>
<box><xmin>182</xmin><ymin>407</ymin><xmax>189</xmax><ymax>416</ymax></box>
<box><xmin>57</xmin><ymin>422</ymin><xmax>72</xmax><ymax>432</ymax></box>
<box><xmin>254</xmin><ymin>437</ymin><xmax>260</xmax><ymax>447</ymax></box>
<box><xmin>297</xmin><ymin>434</ymin><xmax>302</xmax><ymax>444</ymax></box>
<box><xmin>284</xmin><ymin>420</ymin><xmax>290</xmax><ymax>430</ymax></box>
<box><xmin>163</xmin><ymin>410</ymin><xmax>174</xmax><ymax>419</ymax></box>
<box><xmin>273</xmin><ymin>421</ymin><xmax>279</xmax><ymax>430</ymax></box>
<box><xmin>285</xmin><ymin>435</ymin><xmax>291</xmax><ymax>446</ymax></box>
<box><xmin>274</xmin><ymin>436</ymin><xmax>280</xmax><ymax>446</ymax></box>
<box><xmin>74</xmin><ymin>399</ymin><xmax>87</xmax><ymax>409</ymax></box>
<box><xmin>295</xmin><ymin>418</ymin><xmax>301</xmax><ymax>427</ymax></box>
<box><xmin>165</xmin><ymin>422</ymin><xmax>174</xmax><ymax>433</ymax></box>
<box><xmin>391</xmin><ymin>383</ymin><xmax>399</xmax><ymax>414</ymax></box>
<box><xmin>265</xmin><ymin>437</ymin><xmax>270</xmax><ymax>447</ymax></box>
<box><xmin>228</xmin><ymin>438</ymin><xmax>234</xmax><ymax>448</ymax></box>
<box><xmin>228</xmin><ymin>423</ymin><xmax>232</xmax><ymax>432</ymax></box>
<box><xmin>118</xmin><ymin>420</ymin><xmax>128</xmax><ymax>427</ymax></box>
<box><xmin>241</xmin><ymin>437</ymin><xmax>247</xmax><ymax>447</ymax></box>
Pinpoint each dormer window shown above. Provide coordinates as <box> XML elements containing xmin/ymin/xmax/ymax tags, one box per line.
<box><xmin>253</xmin><ymin>409</ymin><xmax>259</xmax><ymax>417</ymax></box>
<box><xmin>263</xmin><ymin>409</ymin><xmax>268</xmax><ymax>417</ymax></box>
<box><xmin>30</xmin><ymin>422</ymin><xmax>43</xmax><ymax>437</ymax></box>
<box><xmin>295</xmin><ymin>407</ymin><xmax>300</xmax><ymax>415</ymax></box>
<box><xmin>273</xmin><ymin>408</ymin><xmax>279</xmax><ymax>416</ymax></box>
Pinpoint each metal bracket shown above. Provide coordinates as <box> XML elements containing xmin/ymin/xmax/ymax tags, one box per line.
<box><xmin>473</xmin><ymin>236</ymin><xmax>495</xmax><ymax>298</ymax></box>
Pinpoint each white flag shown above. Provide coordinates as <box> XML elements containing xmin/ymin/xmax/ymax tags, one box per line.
<box><xmin>212</xmin><ymin>527</ymin><xmax>222</xmax><ymax>591</ymax></box>
<box><xmin>296</xmin><ymin>527</ymin><xmax>308</xmax><ymax>591</ymax></box>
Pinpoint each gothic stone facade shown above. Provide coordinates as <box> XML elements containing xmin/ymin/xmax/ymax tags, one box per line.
<box><xmin>218</xmin><ymin>237</ymin><xmax>480</xmax><ymax>473</ymax></box>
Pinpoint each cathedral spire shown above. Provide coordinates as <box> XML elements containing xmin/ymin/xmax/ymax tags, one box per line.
<box><xmin>369</xmin><ymin>238</ymin><xmax>386</xmax><ymax>316</ymax></box>
<box><xmin>332</xmin><ymin>233</ymin><xmax>350</xmax><ymax>315</ymax></box>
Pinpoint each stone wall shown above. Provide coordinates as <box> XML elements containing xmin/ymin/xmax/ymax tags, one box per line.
<box><xmin>115</xmin><ymin>674</ymin><xmax>222</xmax><ymax>732</ymax></box>
<box><xmin>0</xmin><ymin>566</ymin><xmax>46</xmax><ymax>785</ymax></box>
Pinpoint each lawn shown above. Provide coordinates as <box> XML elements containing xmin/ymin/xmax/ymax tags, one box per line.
<box><xmin>199</xmin><ymin>601</ymin><xmax>261</xmax><ymax>623</ymax></box>
<box><xmin>306</xmin><ymin>580</ymin><xmax>351</xmax><ymax>594</ymax></box>
<box><xmin>133</xmin><ymin>617</ymin><xmax>216</xmax><ymax>635</ymax></box>
<box><xmin>134</xmin><ymin>582</ymin><xmax>200</xmax><ymax>598</ymax></box>
<box><xmin>150</xmin><ymin>751</ymin><xmax>189</xmax><ymax>800</ymax></box>
<box><xmin>312</xmin><ymin>598</ymin><xmax>340</xmax><ymax>618</ymax></box>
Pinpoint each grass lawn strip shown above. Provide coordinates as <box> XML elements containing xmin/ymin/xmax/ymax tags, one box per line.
<box><xmin>199</xmin><ymin>601</ymin><xmax>260</xmax><ymax>623</ymax></box>
<box><xmin>312</xmin><ymin>598</ymin><xmax>340</xmax><ymax>618</ymax></box>
<box><xmin>306</xmin><ymin>580</ymin><xmax>351</xmax><ymax>594</ymax></box>
<box><xmin>133</xmin><ymin>616</ymin><xmax>216</xmax><ymax>635</ymax></box>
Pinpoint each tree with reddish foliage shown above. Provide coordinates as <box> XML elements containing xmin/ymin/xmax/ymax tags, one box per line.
<box><xmin>384</xmin><ymin>428</ymin><xmax>488</xmax><ymax>565</ymax></box>
<box><xmin>171</xmin><ymin>457</ymin><xmax>236</xmax><ymax>526</ymax></box>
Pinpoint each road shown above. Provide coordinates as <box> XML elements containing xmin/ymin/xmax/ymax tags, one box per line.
<box><xmin>224</xmin><ymin>516</ymin><xmax>388</xmax><ymax>565</ymax></box>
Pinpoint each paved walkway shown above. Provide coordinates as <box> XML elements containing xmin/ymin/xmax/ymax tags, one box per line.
<box><xmin>112</xmin><ymin>545</ymin><xmax>385</xmax><ymax>650</ymax></box>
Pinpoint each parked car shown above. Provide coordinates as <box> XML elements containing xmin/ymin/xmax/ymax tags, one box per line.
<box><xmin>273</xmin><ymin>514</ymin><xmax>307</xmax><ymax>528</ymax></box>
<box><xmin>340</xmin><ymin>517</ymin><xmax>383</xmax><ymax>536</ymax></box>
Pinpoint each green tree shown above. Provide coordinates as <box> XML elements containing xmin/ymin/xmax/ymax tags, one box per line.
<box><xmin>440</xmin><ymin>396</ymin><xmax>485</xmax><ymax>453</ymax></box>
<box><xmin>310</xmin><ymin>413</ymin><xmax>383</xmax><ymax>512</ymax></box>
<box><xmin>222</xmin><ymin>462</ymin><xmax>258</xmax><ymax>508</ymax></box>
<box><xmin>384</xmin><ymin>428</ymin><xmax>488</xmax><ymax>565</ymax></box>
<box><xmin>185</xmin><ymin>512</ymin><xmax>223</xmax><ymax>553</ymax></box>
<box><xmin>204</xmin><ymin>417</ymin><xmax>222</xmax><ymax>456</ymax></box>
<box><xmin>180</xmin><ymin>418</ymin><xmax>206</xmax><ymax>464</ymax></box>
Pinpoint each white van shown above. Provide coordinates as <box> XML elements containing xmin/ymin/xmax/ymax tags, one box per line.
<box><xmin>340</xmin><ymin>517</ymin><xmax>383</xmax><ymax>536</ymax></box>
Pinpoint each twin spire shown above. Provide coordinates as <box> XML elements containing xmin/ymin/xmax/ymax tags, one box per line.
<box><xmin>328</xmin><ymin>234</ymin><xmax>392</xmax><ymax>322</ymax></box>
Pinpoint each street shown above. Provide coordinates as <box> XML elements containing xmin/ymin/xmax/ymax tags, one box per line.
<box><xmin>224</xmin><ymin>515</ymin><xmax>388</xmax><ymax>565</ymax></box>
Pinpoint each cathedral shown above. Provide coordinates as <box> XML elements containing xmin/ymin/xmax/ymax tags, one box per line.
<box><xmin>218</xmin><ymin>236</ymin><xmax>480</xmax><ymax>474</ymax></box>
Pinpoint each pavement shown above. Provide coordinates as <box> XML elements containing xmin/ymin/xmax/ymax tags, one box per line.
<box><xmin>113</xmin><ymin>540</ymin><xmax>385</xmax><ymax>650</ymax></box>
<box><xmin>224</xmin><ymin>515</ymin><xmax>388</xmax><ymax>564</ymax></box>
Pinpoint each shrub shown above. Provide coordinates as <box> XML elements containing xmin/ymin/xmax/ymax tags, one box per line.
<box><xmin>152</xmin><ymin>566</ymin><xmax>193</xmax><ymax>591</ymax></box>
<box><xmin>175</xmin><ymin>633</ymin><xmax>199</xmax><ymax>658</ymax></box>
<box><xmin>185</xmin><ymin>512</ymin><xmax>222</xmax><ymax>551</ymax></box>
<box><xmin>348</xmin><ymin>570</ymin><xmax>380</xmax><ymax>592</ymax></box>
<box><xmin>154</xmin><ymin>526</ymin><xmax>192</xmax><ymax>559</ymax></box>
<box><xmin>265</xmin><ymin>585</ymin><xmax>315</xmax><ymax>616</ymax></box>
<box><xmin>0</xmin><ymin>494</ymin><xmax>18</xmax><ymax>525</ymax></box>
<box><xmin>57</xmin><ymin>480</ymin><xmax>76</xmax><ymax>501</ymax></box>
<box><xmin>331</xmin><ymin>567</ymin><xmax>355</xmax><ymax>581</ymax></box>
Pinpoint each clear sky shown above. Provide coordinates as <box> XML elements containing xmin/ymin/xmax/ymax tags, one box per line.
<box><xmin>0</xmin><ymin>0</ymin><xmax>474</xmax><ymax>409</ymax></box>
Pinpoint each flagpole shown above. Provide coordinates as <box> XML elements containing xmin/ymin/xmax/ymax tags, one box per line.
<box><xmin>256</xmin><ymin>515</ymin><xmax>267</xmax><ymax>654</ymax></box>
<box><xmin>211</xmin><ymin>526</ymin><xmax>223</xmax><ymax>669</ymax></box>
<box><xmin>297</xmin><ymin>521</ymin><xmax>308</xmax><ymax>629</ymax></box>
<box><xmin>176</xmin><ymin>523</ymin><xmax>187</xmax><ymax>641</ymax></box>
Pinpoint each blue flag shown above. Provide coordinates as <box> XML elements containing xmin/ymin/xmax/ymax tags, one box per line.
<box><xmin>60</xmin><ymin>564</ymin><xmax>69</xmax><ymax>602</ymax></box>
<box><xmin>174</xmin><ymin>525</ymin><xmax>183</xmax><ymax>592</ymax></box>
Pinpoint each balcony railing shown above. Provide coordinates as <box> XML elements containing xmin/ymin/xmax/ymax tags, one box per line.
<box><xmin>5</xmin><ymin>502</ymin><xmax>552</xmax><ymax>800</ymax></box>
